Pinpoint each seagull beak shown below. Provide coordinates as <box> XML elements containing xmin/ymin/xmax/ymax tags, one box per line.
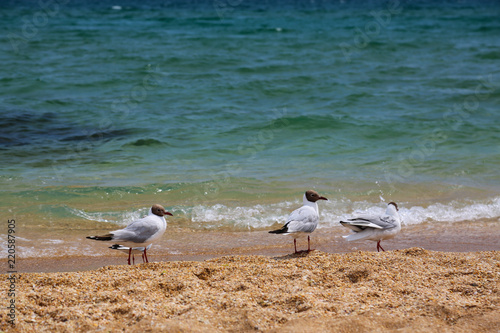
<box><xmin>165</xmin><ymin>212</ymin><xmax>173</xmax><ymax>216</ymax></box>
<box><xmin>319</xmin><ymin>196</ymin><xmax>328</xmax><ymax>201</ymax></box>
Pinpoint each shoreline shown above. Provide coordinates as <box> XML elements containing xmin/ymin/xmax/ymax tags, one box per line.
<box><xmin>6</xmin><ymin>220</ymin><xmax>500</xmax><ymax>273</ymax></box>
<box><xmin>1</xmin><ymin>249</ymin><xmax>499</xmax><ymax>332</ymax></box>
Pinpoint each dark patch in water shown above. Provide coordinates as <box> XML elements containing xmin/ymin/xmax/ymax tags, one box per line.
<box><xmin>61</xmin><ymin>129</ymin><xmax>134</xmax><ymax>142</ymax></box>
<box><xmin>0</xmin><ymin>110</ymin><xmax>133</xmax><ymax>148</ymax></box>
<box><xmin>123</xmin><ymin>138</ymin><xmax>168</xmax><ymax>147</ymax></box>
<box><xmin>475</xmin><ymin>51</ymin><xmax>500</xmax><ymax>60</ymax></box>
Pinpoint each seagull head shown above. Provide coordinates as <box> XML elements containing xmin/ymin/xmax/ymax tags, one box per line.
<box><xmin>151</xmin><ymin>204</ymin><xmax>173</xmax><ymax>217</ymax></box>
<box><xmin>388</xmin><ymin>202</ymin><xmax>398</xmax><ymax>211</ymax></box>
<box><xmin>305</xmin><ymin>190</ymin><xmax>328</xmax><ymax>203</ymax></box>
<box><xmin>386</xmin><ymin>202</ymin><xmax>399</xmax><ymax>216</ymax></box>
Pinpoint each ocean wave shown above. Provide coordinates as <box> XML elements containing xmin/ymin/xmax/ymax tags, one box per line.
<box><xmin>398</xmin><ymin>197</ymin><xmax>500</xmax><ymax>225</ymax></box>
<box><xmin>69</xmin><ymin>206</ymin><xmax>146</xmax><ymax>225</ymax></box>
<box><xmin>157</xmin><ymin>197</ymin><xmax>500</xmax><ymax>230</ymax></box>
<box><xmin>325</xmin><ymin>197</ymin><xmax>500</xmax><ymax>227</ymax></box>
<box><xmin>189</xmin><ymin>202</ymin><xmax>294</xmax><ymax>229</ymax></box>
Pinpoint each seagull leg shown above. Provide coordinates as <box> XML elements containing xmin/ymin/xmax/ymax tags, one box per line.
<box><xmin>376</xmin><ymin>240</ymin><xmax>385</xmax><ymax>252</ymax></box>
<box><xmin>294</xmin><ymin>239</ymin><xmax>298</xmax><ymax>254</ymax></box>
<box><xmin>128</xmin><ymin>248</ymin><xmax>132</xmax><ymax>265</ymax></box>
<box><xmin>144</xmin><ymin>247</ymin><xmax>149</xmax><ymax>263</ymax></box>
<box><xmin>142</xmin><ymin>252</ymin><xmax>145</xmax><ymax>263</ymax></box>
<box><xmin>307</xmin><ymin>235</ymin><xmax>315</xmax><ymax>252</ymax></box>
<box><xmin>132</xmin><ymin>254</ymin><xmax>135</xmax><ymax>265</ymax></box>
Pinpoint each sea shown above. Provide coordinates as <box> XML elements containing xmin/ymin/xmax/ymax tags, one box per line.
<box><xmin>1</xmin><ymin>0</ymin><xmax>499</xmax><ymax>260</ymax></box>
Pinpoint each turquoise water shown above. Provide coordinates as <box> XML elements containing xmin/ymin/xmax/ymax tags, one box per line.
<box><xmin>1</xmin><ymin>1</ymin><xmax>499</xmax><ymax>256</ymax></box>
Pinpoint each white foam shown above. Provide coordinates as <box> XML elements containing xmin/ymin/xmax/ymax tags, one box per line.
<box><xmin>321</xmin><ymin>196</ymin><xmax>500</xmax><ymax>228</ymax></box>
<box><xmin>42</xmin><ymin>239</ymin><xmax>64</xmax><ymax>244</ymax></box>
<box><xmin>70</xmin><ymin>207</ymin><xmax>146</xmax><ymax>226</ymax></box>
<box><xmin>68</xmin><ymin>197</ymin><xmax>500</xmax><ymax>230</ymax></box>
<box><xmin>189</xmin><ymin>201</ymin><xmax>293</xmax><ymax>229</ymax></box>
<box><xmin>179</xmin><ymin>196</ymin><xmax>500</xmax><ymax>229</ymax></box>
<box><xmin>399</xmin><ymin>197</ymin><xmax>500</xmax><ymax>225</ymax></box>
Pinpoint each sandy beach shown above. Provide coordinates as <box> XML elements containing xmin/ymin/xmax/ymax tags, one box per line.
<box><xmin>1</xmin><ymin>249</ymin><xmax>499</xmax><ymax>332</ymax></box>
<box><xmin>2</xmin><ymin>222</ymin><xmax>500</xmax><ymax>333</ymax></box>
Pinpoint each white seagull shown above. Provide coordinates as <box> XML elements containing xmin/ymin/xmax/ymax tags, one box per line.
<box><xmin>109</xmin><ymin>244</ymin><xmax>152</xmax><ymax>265</ymax></box>
<box><xmin>269</xmin><ymin>190</ymin><xmax>328</xmax><ymax>254</ymax></box>
<box><xmin>340</xmin><ymin>202</ymin><xmax>401</xmax><ymax>252</ymax></box>
<box><xmin>87</xmin><ymin>204</ymin><xmax>172</xmax><ymax>265</ymax></box>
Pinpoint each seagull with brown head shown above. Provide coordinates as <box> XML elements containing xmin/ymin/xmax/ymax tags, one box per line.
<box><xmin>269</xmin><ymin>190</ymin><xmax>328</xmax><ymax>254</ymax></box>
<box><xmin>87</xmin><ymin>204</ymin><xmax>172</xmax><ymax>265</ymax></box>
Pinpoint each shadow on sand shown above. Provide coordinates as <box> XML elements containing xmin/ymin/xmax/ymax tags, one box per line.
<box><xmin>272</xmin><ymin>250</ymin><xmax>315</xmax><ymax>260</ymax></box>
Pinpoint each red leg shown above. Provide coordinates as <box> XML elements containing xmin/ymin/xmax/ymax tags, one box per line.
<box><xmin>128</xmin><ymin>248</ymin><xmax>132</xmax><ymax>265</ymax></box>
<box><xmin>307</xmin><ymin>236</ymin><xmax>315</xmax><ymax>252</ymax></box>
<box><xmin>144</xmin><ymin>247</ymin><xmax>149</xmax><ymax>263</ymax></box>
<box><xmin>132</xmin><ymin>254</ymin><xmax>135</xmax><ymax>265</ymax></box>
<box><xmin>377</xmin><ymin>240</ymin><xmax>385</xmax><ymax>252</ymax></box>
<box><xmin>294</xmin><ymin>239</ymin><xmax>298</xmax><ymax>254</ymax></box>
<box><xmin>141</xmin><ymin>253</ymin><xmax>145</xmax><ymax>263</ymax></box>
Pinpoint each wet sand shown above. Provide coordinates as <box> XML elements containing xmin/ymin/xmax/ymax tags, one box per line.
<box><xmin>8</xmin><ymin>220</ymin><xmax>500</xmax><ymax>273</ymax></box>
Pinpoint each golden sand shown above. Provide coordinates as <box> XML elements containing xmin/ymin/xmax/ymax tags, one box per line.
<box><xmin>1</xmin><ymin>249</ymin><xmax>500</xmax><ymax>332</ymax></box>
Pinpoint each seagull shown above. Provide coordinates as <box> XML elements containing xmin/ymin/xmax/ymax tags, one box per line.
<box><xmin>269</xmin><ymin>190</ymin><xmax>328</xmax><ymax>254</ymax></box>
<box><xmin>340</xmin><ymin>202</ymin><xmax>401</xmax><ymax>252</ymax></box>
<box><xmin>86</xmin><ymin>204</ymin><xmax>172</xmax><ymax>265</ymax></box>
<box><xmin>109</xmin><ymin>244</ymin><xmax>152</xmax><ymax>265</ymax></box>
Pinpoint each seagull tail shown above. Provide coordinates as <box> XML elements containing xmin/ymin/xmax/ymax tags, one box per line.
<box><xmin>344</xmin><ymin>232</ymin><xmax>370</xmax><ymax>242</ymax></box>
<box><xmin>86</xmin><ymin>234</ymin><xmax>114</xmax><ymax>241</ymax></box>
<box><xmin>269</xmin><ymin>224</ymin><xmax>289</xmax><ymax>234</ymax></box>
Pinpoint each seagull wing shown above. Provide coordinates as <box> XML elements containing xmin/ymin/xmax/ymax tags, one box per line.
<box><xmin>340</xmin><ymin>214</ymin><xmax>397</xmax><ymax>232</ymax></box>
<box><xmin>284</xmin><ymin>206</ymin><xmax>318</xmax><ymax>233</ymax></box>
<box><xmin>112</xmin><ymin>215</ymin><xmax>161</xmax><ymax>243</ymax></box>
